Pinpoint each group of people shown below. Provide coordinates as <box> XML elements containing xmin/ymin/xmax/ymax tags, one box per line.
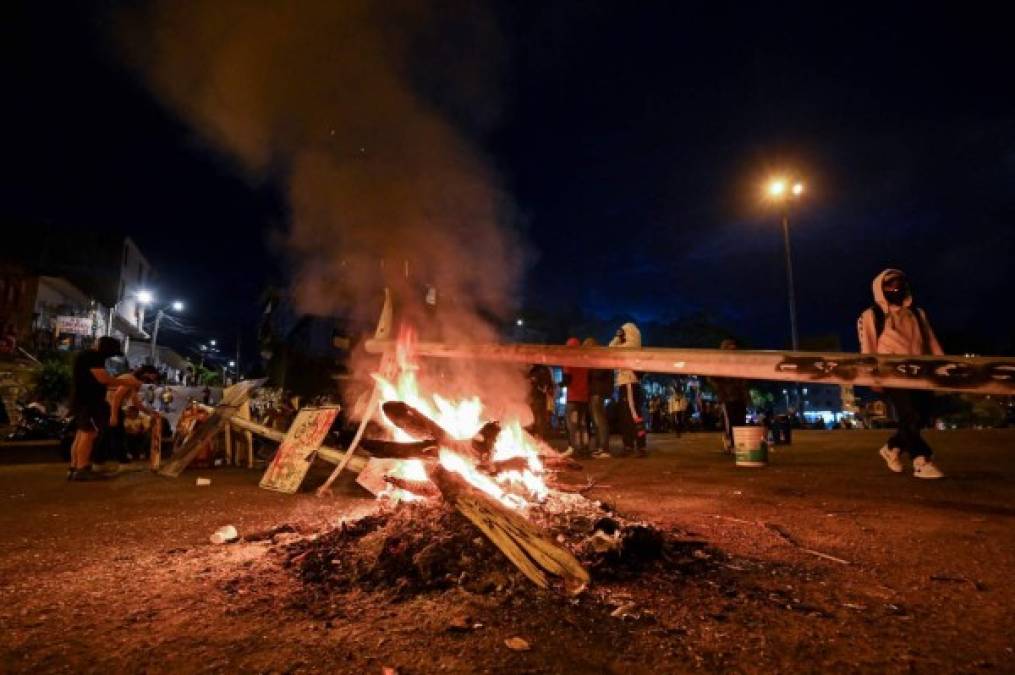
<box><xmin>529</xmin><ymin>322</ymin><xmax>648</xmax><ymax>458</ymax></box>
<box><xmin>646</xmin><ymin>389</ymin><xmax>689</xmax><ymax>434</ymax></box>
<box><xmin>527</xmin><ymin>268</ymin><xmax>948</xmax><ymax>479</ymax></box>
<box><xmin>67</xmin><ymin>337</ymin><xmax>161</xmax><ymax>480</ymax></box>
<box><xmin>64</xmin><ymin>268</ymin><xmax>949</xmax><ymax>481</ymax></box>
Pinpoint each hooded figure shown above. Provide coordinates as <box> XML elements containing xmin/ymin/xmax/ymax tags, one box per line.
<box><xmin>609</xmin><ymin>322</ymin><xmax>647</xmax><ymax>456</ymax></box>
<box><xmin>858</xmin><ymin>268</ymin><xmax>943</xmax><ymax>356</ymax></box>
<box><xmin>857</xmin><ymin>269</ymin><xmax>944</xmax><ymax>479</ymax></box>
<box><xmin>609</xmin><ymin>322</ymin><xmax>642</xmax><ymax>385</ymax></box>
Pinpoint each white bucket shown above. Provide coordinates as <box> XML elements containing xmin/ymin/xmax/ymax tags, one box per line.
<box><xmin>733</xmin><ymin>426</ymin><xmax>768</xmax><ymax>467</ymax></box>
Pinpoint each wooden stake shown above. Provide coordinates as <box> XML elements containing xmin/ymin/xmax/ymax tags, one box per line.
<box><xmin>315</xmin><ymin>385</ymin><xmax>379</xmax><ymax>496</ymax></box>
<box><xmin>224</xmin><ymin>420</ymin><xmax>233</xmax><ymax>465</ymax></box>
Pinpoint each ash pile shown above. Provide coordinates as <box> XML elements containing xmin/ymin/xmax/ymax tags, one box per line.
<box><xmin>282</xmin><ymin>495</ymin><xmax>714</xmax><ymax>601</ymax></box>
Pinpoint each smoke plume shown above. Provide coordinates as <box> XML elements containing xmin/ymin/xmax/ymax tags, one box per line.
<box><xmin>117</xmin><ymin>1</ymin><xmax>530</xmax><ymax>413</ymax></box>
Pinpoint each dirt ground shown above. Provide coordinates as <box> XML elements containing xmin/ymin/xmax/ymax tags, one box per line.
<box><xmin>1</xmin><ymin>429</ymin><xmax>1013</xmax><ymax>674</ymax></box>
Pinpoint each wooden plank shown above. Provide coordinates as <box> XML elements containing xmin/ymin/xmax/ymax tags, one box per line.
<box><xmin>223</xmin><ymin>419</ymin><xmax>233</xmax><ymax>465</ymax></box>
<box><xmin>158</xmin><ymin>378</ymin><xmax>265</xmax><ymax>477</ymax></box>
<box><xmin>238</xmin><ymin>401</ymin><xmax>254</xmax><ymax>468</ymax></box>
<box><xmin>226</xmin><ymin>415</ymin><xmax>368</xmax><ymax>473</ymax></box>
<box><xmin>259</xmin><ymin>406</ymin><xmax>340</xmax><ymax>494</ymax></box>
<box><xmin>149</xmin><ymin>412</ymin><xmax>162</xmax><ymax>472</ymax></box>
<box><xmin>364</xmin><ymin>339</ymin><xmax>1015</xmax><ymax>395</ymax></box>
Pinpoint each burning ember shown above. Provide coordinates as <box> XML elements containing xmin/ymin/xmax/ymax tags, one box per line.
<box><xmin>371</xmin><ymin>327</ymin><xmax>548</xmax><ymax>508</ymax></box>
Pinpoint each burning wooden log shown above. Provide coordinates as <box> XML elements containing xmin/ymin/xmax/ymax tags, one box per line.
<box><xmin>471</xmin><ymin>421</ymin><xmax>501</xmax><ymax>457</ymax></box>
<box><xmin>491</xmin><ymin>456</ymin><xmax>530</xmax><ymax>474</ymax></box>
<box><xmin>381</xmin><ymin>401</ymin><xmax>484</xmax><ymax>462</ymax></box>
<box><xmin>428</xmin><ymin>463</ymin><xmax>589</xmax><ymax>593</ymax></box>
<box><xmin>358</xmin><ymin>438</ymin><xmax>438</xmax><ymax>459</ymax></box>
<box><xmin>383</xmin><ymin>474</ymin><xmax>440</xmax><ymax>499</ymax></box>
<box><xmin>379</xmin><ymin>399</ymin><xmax>588</xmax><ymax>592</ymax></box>
<box><xmin>380</xmin><ymin>401</ymin><xmax>443</xmax><ymax>444</ymax></box>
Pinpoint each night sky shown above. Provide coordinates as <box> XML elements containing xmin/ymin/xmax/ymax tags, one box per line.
<box><xmin>7</xmin><ymin>3</ymin><xmax>1015</xmax><ymax>356</ymax></box>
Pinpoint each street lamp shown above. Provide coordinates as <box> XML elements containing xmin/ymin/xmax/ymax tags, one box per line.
<box><xmin>150</xmin><ymin>299</ymin><xmax>185</xmax><ymax>367</ymax></box>
<box><xmin>764</xmin><ymin>177</ymin><xmax>806</xmax><ymax>352</ymax></box>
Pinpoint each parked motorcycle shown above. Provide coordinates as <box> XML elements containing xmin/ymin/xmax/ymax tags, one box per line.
<box><xmin>5</xmin><ymin>402</ymin><xmax>76</xmax><ymax>458</ymax></box>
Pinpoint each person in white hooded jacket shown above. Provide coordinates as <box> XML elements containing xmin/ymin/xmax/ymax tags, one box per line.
<box><xmin>857</xmin><ymin>268</ymin><xmax>945</xmax><ymax>479</ymax></box>
<box><xmin>609</xmin><ymin>322</ymin><xmax>647</xmax><ymax>457</ymax></box>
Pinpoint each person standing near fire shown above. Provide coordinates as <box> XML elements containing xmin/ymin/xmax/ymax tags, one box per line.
<box><xmin>101</xmin><ymin>365</ymin><xmax>161</xmax><ymax>466</ymax></box>
<box><xmin>610</xmin><ymin>322</ymin><xmax>647</xmax><ymax>457</ymax></box>
<box><xmin>585</xmin><ymin>337</ymin><xmax>614</xmax><ymax>458</ymax></box>
<box><xmin>67</xmin><ymin>337</ymin><xmax>137</xmax><ymax>481</ymax></box>
<box><xmin>527</xmin><ymin>364</ymin><xmax>553</xmax><ymax>440</ymax></box>
<box><xmin>668</xmin><ymin>386</ymin><xmax>689</xmax><ymax>436</ymax></box>
<box><xmin>561</xmin><ymin>337</ymin><xmax>590</xmax><ymax>457</ymax></box>
<box><xmin>858</xmin><ymin>268</ymin><xmax>945</xmax><ymax>479</ymax></box>
<box><xmin>710</xmin><ymin>338</ymin><xmax>750</xmax><ymax>454</ymax></box>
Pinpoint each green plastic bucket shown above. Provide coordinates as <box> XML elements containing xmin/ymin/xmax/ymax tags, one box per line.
<box><xmin>733</xmin><ymin>426</ymin><xmax>768</xmax><ymax>467</ymax></box>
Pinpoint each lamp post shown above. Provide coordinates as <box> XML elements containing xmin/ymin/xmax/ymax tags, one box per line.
<box><xmin>141</xmin><ymin>294</ymin><xmax>185</xmax><ymax>368</ymax></box>
<box><xmin>766</xmin><ymin>178</ymin><xmax>805</xmax><ymax>414</ymax></box>
<box><xmin>765</xmin><ymin>179</ymin><xmax>805</xmax><ymax>351</ymax></box>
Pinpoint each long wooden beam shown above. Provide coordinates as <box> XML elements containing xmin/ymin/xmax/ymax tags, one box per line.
<box><xmin>364</xmin><ymin>339</ymin><xmax>1015</xmax><ymax>395</ymax></box>
<box><xmin>225</xmin><ymin>415</ymin><xmax>367</xmax><ymax>473</ymax></box>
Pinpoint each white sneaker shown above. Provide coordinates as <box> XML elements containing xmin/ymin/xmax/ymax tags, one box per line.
<box><xmin>913</xmin><ymin>456</ymin><xmax>944</xmax><ymax>479</ymax></box>
<box><xmin>879</xmin><ymin>445</ymin><xmax>904</xmax><ymax>473</ymax></box>
<box><xmin>561</xmin><ymin>447</ymin><xmax>575</xmax><ymax>458</ymax></box>
<box><xmin>591</xmin><ymin>450</ymin><xmax>611</xmax><ymax>459</ymax></box>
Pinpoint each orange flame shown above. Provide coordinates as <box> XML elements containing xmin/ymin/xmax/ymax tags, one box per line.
<box><xmin>373</xmin><ymin>326</ymin><xmax>547</xmax><ymax>508</ymax></box>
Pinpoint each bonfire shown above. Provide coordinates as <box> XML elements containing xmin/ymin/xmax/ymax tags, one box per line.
<box><xmin>279</xmin><ymin>326</ymin><xmax>707</xmax><ymax>609</ymax></box>
<box><xmin>350</xmin><ymin>327</ymin><xmax>592</xmax><ymax>593</ymax></box>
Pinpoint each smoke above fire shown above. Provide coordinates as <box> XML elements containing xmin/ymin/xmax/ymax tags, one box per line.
<box><xmin>117</xmin><ymin>1</ymin><xmax>531</xmax><ymax>413</ymax></box>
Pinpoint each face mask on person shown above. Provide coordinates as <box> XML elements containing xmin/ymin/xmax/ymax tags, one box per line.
<box><xmin>882</xmin><ymin>284</ymin><xmax>908</xmax><ymax>306</ymax></box>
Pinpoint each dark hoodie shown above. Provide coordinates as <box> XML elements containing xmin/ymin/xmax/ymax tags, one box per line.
<box><xmin>583</xmin><ymin>338</ymin><xmax>614</xmax><ymax>397</ymax></box>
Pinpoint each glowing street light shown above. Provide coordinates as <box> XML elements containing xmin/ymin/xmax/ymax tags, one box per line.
<box><xmin>228</xmin><ymin>360</ymin><xmax>236</xmax><ymax>367</ymax></box>
<box><xmin>768</xmin><ymin>179</ymin><xmax>786</xmax><ymax>198</ymax></box>
<box><xmin>151</xmin><ymin>298</ymin><xmax>186</xmax><ymax>367</ymax></box>
<box><xmin>136</xmin><ymin>289</ymin><xmax>154</xmax><ymax>305</ymax></box>
<box><xmin>209</xmin><ymin>339</ymin><xmax>217</xmax><ymax>347</ymax></box>
<box><xmin>516</xmin><ymin>318</ymin><xmax>524</xmax><ymax>327</ymax></box>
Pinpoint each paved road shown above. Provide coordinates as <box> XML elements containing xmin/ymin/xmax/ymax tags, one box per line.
<box><xmin>0</xmin><ymin>429</ymin><xmax>1012</xmax><ymax>672</ymax></box>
